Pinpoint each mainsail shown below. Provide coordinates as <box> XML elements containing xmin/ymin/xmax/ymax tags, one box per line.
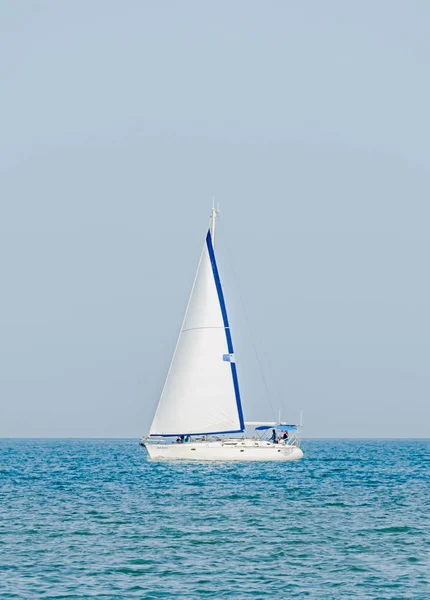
<box><xmin>149</xmin><ymin>229</ymin><xmax>244</xmax><ymax>436</ymax></box>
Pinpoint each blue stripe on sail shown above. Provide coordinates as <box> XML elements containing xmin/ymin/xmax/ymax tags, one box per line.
<box><xmin>206</xmin><ymin>229</ymin><xmax>245</xmax><ymax>432</ymax></box>
<box><xmin>149</xmin><ymin>429</ymin><xmax>244</xmax><ymax>437</ymax></box>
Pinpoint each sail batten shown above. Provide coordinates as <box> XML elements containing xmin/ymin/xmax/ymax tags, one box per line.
<box><xmin>182</xmin><ymin>326</ymin><xmax>224</xmax><ymax>332</ymax></box>
<box><xmin>149</xmin><ymin>229</ymin><xmax>244</xmax><ymax>437</ymax></box>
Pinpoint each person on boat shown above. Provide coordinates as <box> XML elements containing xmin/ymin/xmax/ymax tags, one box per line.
<box><xmin>270</xmin><ymin>429</ymin><xmax>277</xmax><ymax>444</ymax></box>
<box><xmin>282</xmin><ymin>431</ymin><xmax>289</xmax><ymax>441</ymax></box>
<box><xmin>176</xmin><ymin>437</ymin><xmax>182</xmax><ymax>444</ymax></box>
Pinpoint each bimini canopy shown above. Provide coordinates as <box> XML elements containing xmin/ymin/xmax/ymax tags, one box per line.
<box><xmin>256</xmin><ymin>424</ymin><xmax>297</xmax><ymax>431</ymax></box>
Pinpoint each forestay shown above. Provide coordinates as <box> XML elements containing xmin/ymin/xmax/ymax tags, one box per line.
<box><xmin>149</xmin><ymin>230</ymin><xmax>244</xmax><ymax>436</ymax></box>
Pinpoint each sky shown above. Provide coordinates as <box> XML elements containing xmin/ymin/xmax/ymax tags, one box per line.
<box><xmin>0</xmin><ymin>1</ymin><xmax>429</xmax><ymax>438</ymax></box>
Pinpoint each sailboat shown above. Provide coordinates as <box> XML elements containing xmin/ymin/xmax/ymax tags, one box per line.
<box><xmin>141</xmin><ymin>208</ymin><xmax>304</xmax><ymax>461</ymax></box>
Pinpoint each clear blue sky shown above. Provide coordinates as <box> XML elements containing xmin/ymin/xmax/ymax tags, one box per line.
<box><xmin>1</xmin><ymin>1</ymin><xmax>429</xmax><ymax>437</ymax></box>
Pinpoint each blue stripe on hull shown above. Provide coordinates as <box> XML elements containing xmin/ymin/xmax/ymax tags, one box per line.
<box><xmin>206</xmin><ymin>230</ymin><xmax>245</xmax><ymax>432</ymax></box>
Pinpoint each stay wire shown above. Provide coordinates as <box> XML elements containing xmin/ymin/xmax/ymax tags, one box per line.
<box><xmin>218</xmin><ymin>218</ymin><xmax>277</xmax><ymax>422</ymax></box>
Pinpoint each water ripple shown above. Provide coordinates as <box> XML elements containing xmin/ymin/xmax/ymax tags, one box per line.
<box><xmin>0</xmin><ymin>438</ymin><xmax>429</xmax><ymax>599</ymax></box>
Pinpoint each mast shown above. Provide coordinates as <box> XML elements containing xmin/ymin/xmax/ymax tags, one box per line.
<box><xmin>210</xmin><ymin>200</ymin><xmax>220</xmax><ymax>247</ymax></box>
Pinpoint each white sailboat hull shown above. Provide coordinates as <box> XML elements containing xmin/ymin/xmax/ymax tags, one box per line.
<box><xmin>143</xmin><ymin>438</ymin><xmax>304</xmax><ymax>462</ymax></box>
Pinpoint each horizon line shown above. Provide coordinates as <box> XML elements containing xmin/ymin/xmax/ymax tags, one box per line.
<box><xmin>0</xmin><ymin>436</ymin><xmax>429</xmax><ymax>441</ymax></box>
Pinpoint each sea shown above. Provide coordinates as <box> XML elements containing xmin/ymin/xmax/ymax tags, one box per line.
<box><xmin>0</xmin><ymin>439</ymin><xmax>428</xmax><ymax>599</ymax></box>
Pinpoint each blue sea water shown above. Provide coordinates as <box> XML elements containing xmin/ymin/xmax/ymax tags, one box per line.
<box><xmin>0</xmin><ymin>439</ymin><xmax>429</xmax><ymax>599</ymax></box>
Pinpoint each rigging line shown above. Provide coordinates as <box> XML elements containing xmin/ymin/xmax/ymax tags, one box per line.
<box><xmin>218</xmin><ymin>217</ymin><xmax>277</xmax><ymax>422</ymax></box>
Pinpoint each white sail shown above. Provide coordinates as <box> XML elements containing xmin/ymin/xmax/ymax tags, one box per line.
<box><xmin>149</xmin><ymin>230</ymin><xmax>244</xmax><ymax>437</ymax></box>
